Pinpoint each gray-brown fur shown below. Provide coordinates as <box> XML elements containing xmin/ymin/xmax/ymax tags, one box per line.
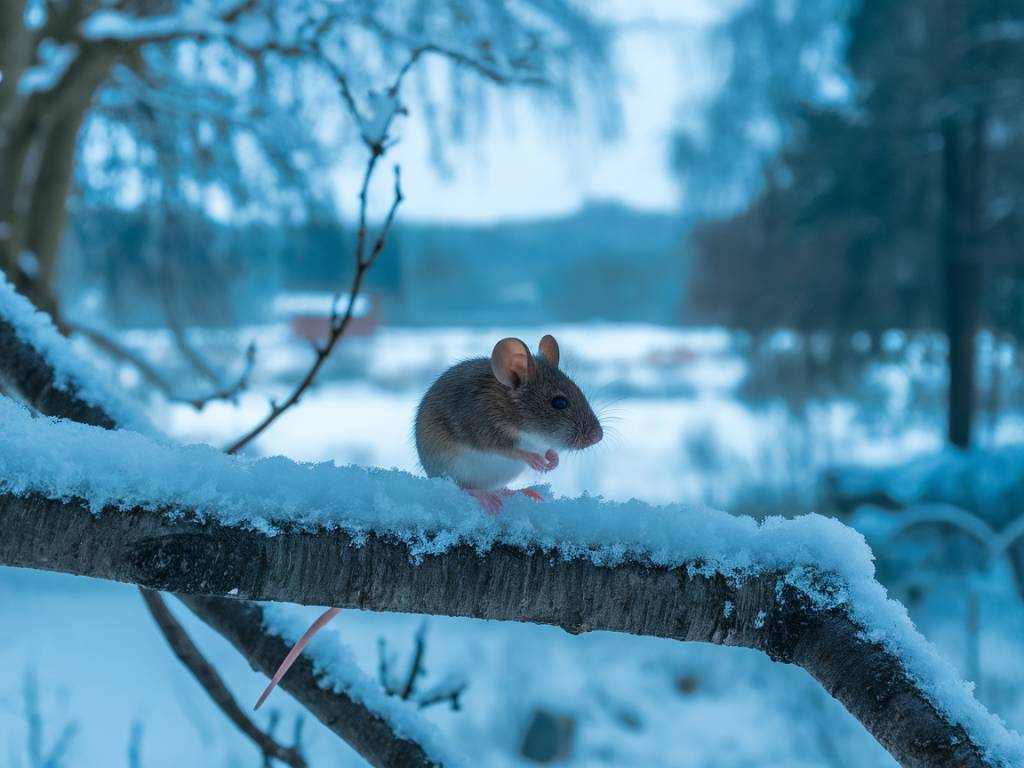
<box><xmin>415</xmin><ymin>346</ymin><xmax>600</xmax><ymax>478</ymax></box>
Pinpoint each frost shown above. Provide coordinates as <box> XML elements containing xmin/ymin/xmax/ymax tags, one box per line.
<box><xmin>0</xmin><ymin>275</ymin><xmax>150</xmax><ymax>432</ymax></box>
<box><xmin>723</xmin><ymin>601</ymin><xmax>734</xmax><ymax>618</ymax></box>
<box><xmin>753</xmin><ymin>610</ymin><xmax>766</xmax><ymax>629</ymax></box>
<box><xmin>262</xmin><ymin>605</ymin><xmax>460</xmax><ymax>766</ymax></box>
<box><xmin>1</xmin><ymin>396</ymin><xmax>1023</xmax><ymax>765</ymax></box>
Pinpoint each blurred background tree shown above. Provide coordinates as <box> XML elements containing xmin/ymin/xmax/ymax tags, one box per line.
<box><xmin>0</xmin><ymin>0</ymin><xmax>612</xmax><ymax>323</ymax></box>
<box><xmin>681</xmin><ymin>0</ymin><xmax>1024</xmax><ymax>449</ymax></box>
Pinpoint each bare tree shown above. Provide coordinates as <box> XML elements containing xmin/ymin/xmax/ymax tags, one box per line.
<box><xmin>0</xmin><ymin>0</ymin><xmax>611</xmax><ymax>321</ymax></box>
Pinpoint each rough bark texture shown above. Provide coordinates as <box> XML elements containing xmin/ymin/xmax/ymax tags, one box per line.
<box><xmin>0</xmin><ymin>490</ymin><xmax>993</xmax><ymax>768</ymax></box>
<box><xmin>183</xmin><ymin>596</ymin><xmax>440</xmax><ymax>768</ymax></box>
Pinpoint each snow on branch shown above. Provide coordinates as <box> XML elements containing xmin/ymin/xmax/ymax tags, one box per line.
<box><xmin>0</xmin><ymin>275</ymin><xmax>149</xmax><ymax>432</ymax></box>
<box><xmin>182</xmin><ymin>597</ymin><xmax>450</xmax><ymax>768</ymax></box>
<box><xmin>0</xmin><ymin>397</ymin><xmax>1022</xmax><ymax>768</ymax></box>
<box><xmin>138</xmin><ymin>589</ymin><xmax>307</xmax><ymax>768</ymax></box>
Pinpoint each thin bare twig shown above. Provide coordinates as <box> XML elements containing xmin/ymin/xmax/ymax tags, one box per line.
<box><xmin>416</xmin><ymin>684</ymin><xmax>466</xmax><ymax>712</ymax></box>
<box><xmin>400</xmin><ymin>623</ymin><xmax>427</xmax><ymax>700</ymax></box>
<box><xmin>138</xmin><ymin>588</ymin><xmax>307</xmax><ymax>768</ymax></box>
<box><xmin>127</xmin><ymin>720</ymin><xmax>144</xmax><ymax>768</ymax></box>
<box><xmin>23</xmin><ymin>669</ymin><xmax>78</xmax><ymax>768</ymax></box>
<box><xmin>71</xmin><ymin>323</ymin><xmax>256</xmax><ymax>411</ymax></box>
<box><xmin>222</xmin><ymin>40</ymin><xmax>419</xmax><ymax>454</ymax></box>
<box><xmin>225</xmin><ymin>161</ymin><xmax>402</xmax><ymax>454</ymax></box>
<box><xmin>378</xmin><ymin>622</ymin><xmax>466</xmax><ymax>711</ymax></box>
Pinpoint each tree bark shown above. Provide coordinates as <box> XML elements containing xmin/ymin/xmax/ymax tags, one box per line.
<box><xmin>0</xmin><ymin>17</ymin><xmax>123</xmax><ymax>317</ymax></box>
<box><xmin>138</xmin><ymin>589</ymin><xmax>308</xmax><ymax>768</ymax></box>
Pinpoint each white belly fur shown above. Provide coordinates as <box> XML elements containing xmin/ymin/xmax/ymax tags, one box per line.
<box><xmin>517</xmin><ymin>431</ymin><xmax>556</xmax><ymax>454</ymax></box>
<box><xmin>448</xmin><ymin>449</ymin><xmax>525</xmax><ymax>490</ymax></box>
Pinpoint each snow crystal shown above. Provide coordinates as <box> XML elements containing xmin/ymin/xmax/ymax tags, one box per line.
<box><xmin>1</xmin><ymin>397</ymin><xmax>1022</xmax><ymax>765</ymax></box>
<box><xmin>0</xmin><ymin>275</ymin><xmax>149</xmax><ymax>432</ymax></box>
<box><xmin>262</xmin><ymin>605</ymin><xmax>460</xmax><ymax>766</ymax></box>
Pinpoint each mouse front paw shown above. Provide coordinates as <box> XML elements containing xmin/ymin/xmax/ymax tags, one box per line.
<box><xmin>522</xmin><ymin>450</ymin><xmax>558</xmax><ymax>472</ymax></box>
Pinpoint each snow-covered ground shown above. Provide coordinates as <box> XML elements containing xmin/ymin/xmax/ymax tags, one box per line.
<box><xmin>3</xmin><ymin>321</ymin><xmax>1024</xmax><ymax>767</ymax></box>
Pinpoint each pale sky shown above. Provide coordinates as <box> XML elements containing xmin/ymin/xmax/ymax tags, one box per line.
<box><xmin>333</xmin><ymin>1</ymin><xmax>743</xmax><ymax>224</ymax></box>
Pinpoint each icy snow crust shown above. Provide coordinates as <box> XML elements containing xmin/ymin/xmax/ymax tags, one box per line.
<box><xmin>261</xmin><ymin>605</ymin><xmax>460</xmax><ymax>766</ymax></box>
<box><xmin>0</xmin><ymin>276</ymin><xmax>149</xmax><ymax>432</ymax></box>
<box><xmin>1</xmin><ymin>398</ymin><xmax>1022</xmax><ymax>766</ymax></box>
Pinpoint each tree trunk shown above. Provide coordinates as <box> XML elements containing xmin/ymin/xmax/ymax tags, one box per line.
<box><xmin>941</xmin><ymin>115</ymin><xmax>980</xmax><ymax>449</ymax></box>
<box><xmin>0</xmin><ymin>28</ymin><xmax>120</xmax><ymax>320</ymax></box>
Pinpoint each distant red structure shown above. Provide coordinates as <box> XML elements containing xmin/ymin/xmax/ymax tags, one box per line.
<box><xmin>273</xmin><ymin>292</ymin><xmax>380</xmax><ymax>344</ymax></box>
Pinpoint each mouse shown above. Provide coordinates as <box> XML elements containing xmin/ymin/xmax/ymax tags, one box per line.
<box><xmin>415</xmin><ymin>334</ymin><xmax>603</xmax><ymax>511</ymax></box>
<box><xmin>253</xmin><ymin>334</ymin><xmax>602</xmax><ymax>710</ymax></box>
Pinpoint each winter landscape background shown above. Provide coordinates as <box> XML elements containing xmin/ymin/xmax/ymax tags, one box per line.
<box><xmin>2</xmin><ymin>0</ymin><xmax>1024</xmax><ymax>766</ymax></box>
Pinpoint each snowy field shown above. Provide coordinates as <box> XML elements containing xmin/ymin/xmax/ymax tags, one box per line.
<box><xmin>3</xmin><ymin>321</ymin><xmax>1024</xmax><ymax>767</ymax></box>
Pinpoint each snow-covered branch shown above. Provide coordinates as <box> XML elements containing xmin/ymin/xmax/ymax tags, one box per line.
<box><xmin>183</xmin><ymin>597</ymin><xmax>449</xmax><ymax>768</ymax></box>
<box><xmin>0</xmin><ymin>395</ymin><xmax>1021</xmax><ymax>767</ymax></box>
<box><xmin>138</xmin><ymin>589</ymin><xmax>307</xmax><ymax>768</ymax></box>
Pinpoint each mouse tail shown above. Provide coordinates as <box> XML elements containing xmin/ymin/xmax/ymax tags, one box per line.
<box><xmin>254</xmin><ymin>606</ymin><xmax>341</xmax><ymax>711</ymax></box>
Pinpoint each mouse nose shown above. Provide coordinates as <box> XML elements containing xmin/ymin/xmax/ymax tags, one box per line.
<box><xmin>584</xmin><ymin>424</ymin><xmax>603</xmax><ymax>447</ymax></box>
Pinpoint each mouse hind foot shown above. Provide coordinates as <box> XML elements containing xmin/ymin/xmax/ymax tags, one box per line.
<box><xmin>462</xmin><ymin>487</ymin><xmax>504</xmax><ymax>514</ymax></box>
<box><xmin>498</xmin><ymin>487</ymin><xmax>545</xmax><ymax>501</ymax></box>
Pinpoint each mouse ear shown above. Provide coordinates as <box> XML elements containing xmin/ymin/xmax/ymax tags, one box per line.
<box><xmin>491</xmin><ymin>337</ymin><xmax>531</xmax><ymax>389</ymax></box>
<box><xmin>538</xmin><ymin>334</ymin><xmax>560</xmax><ymax>368</ymax></box>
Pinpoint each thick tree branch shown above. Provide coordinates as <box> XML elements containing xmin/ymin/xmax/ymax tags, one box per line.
<box><xmin>138</xmin><ymin>588</ymin><xmax>307</xmax><ymax>768</ymax></box>
<box><xmin>0</xmin><ymin>313</ymin><xmax>116</xmax><ymax>429</ymax></box>
<box><xmin>183</xmin><ymin>596</ymin><xmax>440</xmax><ymax>768</ymax></box>
<box><xmin>0</xmin><ymin>489</ymin><xmax>999</xmax><ymax>768</ymax></box>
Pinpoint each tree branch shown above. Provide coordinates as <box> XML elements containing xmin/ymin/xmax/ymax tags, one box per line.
<box><xmin>183</xmin><ymin>596</ymin><xmax>441</xmax><ymax>768</ymax></box>
<box><xmin>71</xmin><ymin>322</ymin><xmax>257</xmax><ymax>411</ymax></box>
<box><xmin>0</xmin><ymin>312</ymin><xmax>116</xmax><ymax>429</ymax></box>
<box><xmin>0</xmin><ymin>488</ymin><xmax>1002</xmax><ymax>768</ymax></box>
<box><xmin>138</xmin><ymin>588</ymin><xmax>307</xmax><ymax>768</ymax></box>
<box><xmin>223</xmin><ymin>160</ymin><xmax>402</xmax><ymax>455</ymax></box>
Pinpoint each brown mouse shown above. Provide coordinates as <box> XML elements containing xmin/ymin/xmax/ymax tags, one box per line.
<box><xmin>415</xmin><ymin>334</ymin><xmax>603</xmax><ymax>511</ymax></box>
<box><xmin>254</xmin><ymin>334</ymin><xmax>602</xmax><ymax>710</ymax></box>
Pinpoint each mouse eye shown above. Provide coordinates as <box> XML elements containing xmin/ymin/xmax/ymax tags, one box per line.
<box><xmin>551</xmin><ymin>396</ymin><xmax>569</xmax><ymax>410</ymax></box>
